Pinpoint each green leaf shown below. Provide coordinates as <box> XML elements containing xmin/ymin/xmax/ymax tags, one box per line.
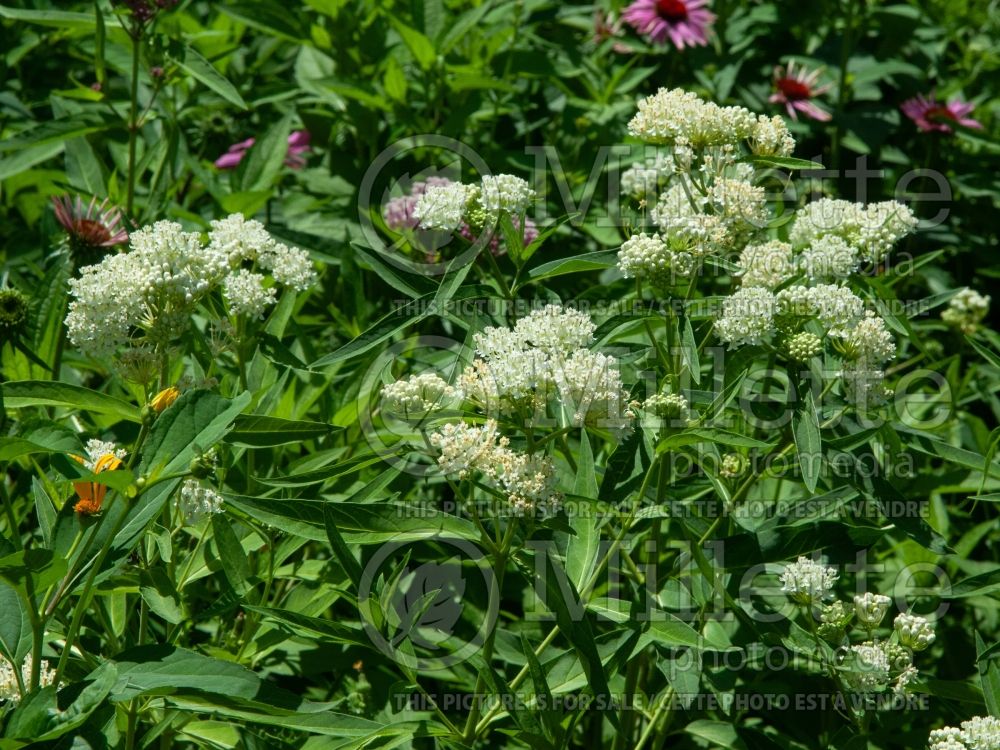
<box><xmin>793</xmin><ymin>389</ymin><xmax>821</xmax><ymax>493</ymax></box>
<box><xmin>0</xmin><ymin>548</ymin><xmax>67</xmax><ymax>592</ymax></box>
<box><xmin>0</xmin><ymin>582</ymin><xmax>27</xmax><ymax>664</ymax></box>
<box><xmin>226</xmin><ymin>415</ymin><xmax>335</xmax><ymax>447</ymax></box>
<box><xmin>643</xmin><ymin>613</ymin><xmax>731</xmax><ymax>650</ymax></box>
<box><xmin>175</xmin><ymin>46</ymin><xmax>248</xmax><ymax>110</ymax></box>
<box><xmin>0</xmin><ymin>114</ymin><xmax>113</xmax><ymax>154</ymax></box>
<box><xmin>139</xmin><ymin>567</ymin><xmax>184</xmax><ymax>625</ymax></box>
<box><xmin>977</xmin><ymin>633</ymin><xmax>1000</xmax><ymax>719</ymax></box>
<box><xmin>388</xmin><ymin>17</ymin><xmax>436</xmax><ymax>70</ymax></box>
<box><xmin>239</xmin><ymin>114</ymin><xmax>292</xmax><ymax>192</ymax></box>
<box><xmin>744</xmin><ymin>155</ymin><xmax>824</xmax><ymax>170</ymax></box>
<box><xmin>1</xmin><ymin>381</ymin><xmax>139</xmax><ymax>422</ymax></box>
<box><xmin>324</xmin><ymin>505</ymin><xmax>363</xmax><ymax>589</ymax></box>
<box><xmin>540</xmin><ymin>553</ymin><xmax>615</xmax><ymax>715</ymax></box>
<box><xmin>244</xmin><ymin>606</ymin><xmax>366</xmax><ymax>646</ymax></box>
<box><xmin>140</xmin><ymin>390</ymin><xmax>251</xmax><ymax>478</ymax></box>
<box><xmin>0</xmin><ymin>7</ymin><xmax>95</xmax><ymax>28</ymax></box>
<box><xmin>211</xmin><ymin>514</ymin><xmax>253</xmax><ymax>596</ymax></box>
<box><xmin>525</xmin><ymin>251</ymin><xmax>618</xmax><ymax>283</ymax></box>
<box><xmin>225</xmin><ymin>496</ymin><xmax>480</xmax><ymax>544</ymax></box>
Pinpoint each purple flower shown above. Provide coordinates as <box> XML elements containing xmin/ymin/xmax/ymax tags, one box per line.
<box><xmin>621</xmin><ymin>0</ymin><xmax>714</xmax><ymax>49</ymax></box>
<box><xmin>901</xmin><ymin>94</ymin><xmax>982</xmax><ymax>134</ymax></box>
<box><xmin>214</xmin><ymin>130</ymin><xmax>312</xmax><ymax>170</ymax></box>
<box><xmin>769</xmin><ymin>61</ymin><xmax>832</xmax><ymax>122</ymax></box>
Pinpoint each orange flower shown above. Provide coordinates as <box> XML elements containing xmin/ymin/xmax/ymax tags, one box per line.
<box><xmin>72</xmin><ymin>452</ymin><xmax>124</xmax><ymax>515</ymax></box>
<box><xmin>149</xmin><ymin>386</ymin><xmax>180</xmax><ymax>413</ymax></box>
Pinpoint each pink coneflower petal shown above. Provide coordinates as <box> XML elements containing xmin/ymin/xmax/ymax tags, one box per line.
<box><xmin>901</xmin><ymin>93</ymin><xmax>982</xmax><ymax>133</ymax></box>
<box><xmin>622</xmin><ymin>0</ymin><xmax>714</xmax><ymax>50</ymax></box>
<box><xmin>770</xmin><ymin>61</ymin><xmax>832</xmax><ymax>122</ymax></box>
<box><xmin>214</xmin><ymin>131</ymin><xmax>312</xmax><ymax>170</ymax></box>
<box><xmin>52</xmin><ymin>195</ymin><xmax>128</xmax><ymax>249</ymax></box>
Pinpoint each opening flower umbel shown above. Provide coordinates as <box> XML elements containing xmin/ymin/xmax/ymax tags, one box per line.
<box><xmin>621</xmin><ymin>0</ymin><xmax>715</xmax><ymax>49</ymax></box>
<box><xmin>769</xmin><ymin>61</ymin><xmax>832</xmax><ymax>121</ymax></box>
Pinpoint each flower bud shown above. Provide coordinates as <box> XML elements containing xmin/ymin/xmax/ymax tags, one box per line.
<box><xmin>149</xmin><ymin>386</ymin><xmax>180</xmax><ymax>413</ymax></box>
<box><xmin>854</xmin><ymin>592</ymin><xmax>891</xmax><ymax>628</ymax></box>
<box><xmin>0</xmin><ymin>289</ymin><xmax>29</xmax><ymax>343</ymax></box>
<box><xmin>785</xmin><ymin>331</ymin><xmax>823</xmax><ymax>361</ymax></box>
<box><xmin>894</xmin><ymin>613</ymin><xmax>935</xmax><ymax>651</ymax></box>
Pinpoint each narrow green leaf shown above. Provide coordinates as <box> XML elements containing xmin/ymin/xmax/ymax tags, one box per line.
<box><xmin>175</xmin><ymin>46</ymin><xmax>247</xmax><ymax>109</ymax></box>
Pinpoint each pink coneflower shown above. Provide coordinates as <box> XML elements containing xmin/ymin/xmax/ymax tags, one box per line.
<box><xmin>901</xmin><ymin>94</ymin><xmax>982</xmax><ymax>133</ymax></box>
<box><xmin>621</xmin><ymin>0</ymin><xmax>714</xmax><ymax>50</ymax></box>
<box><xmin>769</xmin><ymin>61</ymin><xmax>832</xmax><ymax>122</ymax></box>
<box><xmin>214</xmin><ymin>130</ymin><xmax>312</xmax><ymax>170</ymax></box>
<box><xmin>593</xmin><ymin>10</ymin><xmax>632</xmax><ymax>54</ymax></box>
<box><xmin>52</xmin><ymin>195</ymin><xmax>128</xmax><ymax>260</ymax></box>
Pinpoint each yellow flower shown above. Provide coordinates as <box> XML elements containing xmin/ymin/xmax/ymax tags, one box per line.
<box><xmin>149</xmin><ymin>386</ymin><xmax>180</xmax><ymax>413</ymax></box>
<box><xmin>71</xmin><ymin>452</ymin><xmax>124</xmax><ymax>515</ymax></box>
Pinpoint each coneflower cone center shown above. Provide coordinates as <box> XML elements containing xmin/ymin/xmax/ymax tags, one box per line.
<box><xmin>777</xmin><ymin>78</ymin><xmax>812</xmax><ymax>101</ymax></box>
<box><xmin>656</xmin><ymin>0</ymin><xmax>688</xmax><ymax>22</ymax></box>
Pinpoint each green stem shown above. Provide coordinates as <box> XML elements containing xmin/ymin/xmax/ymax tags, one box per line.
<box><xmin>126</xmin><ymin>32</ymin><xmax>141</xmax><ymax>217</ymax></box>
<box><xmin>463</xmin><ymin>521</ymin><xmax>517</xmax><ymax>742</ymax></box>
<box><xmin>53</xmin><ymin>498</ymin><xmax>132</xmax><ymax>686</ymax></box>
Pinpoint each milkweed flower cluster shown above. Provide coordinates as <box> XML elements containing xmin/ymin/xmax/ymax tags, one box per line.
<box><xmin>176</xmin><ymin>479</ymin><xmax>225</xmax><ymax>525</ymax></box>
<box><xmin>942</xmin><ymin>288</ymin><xmax>991</xmax><ymax>334</ymax></box>
<box><xmin>929</xmin><ymin>717</ymin><xmax>1000</xmax><ymax>750</ymax></box>
<box><xmin>381</xmin><ymin>373</ymin><xmax>460</xmax><ymax>416</ymax></box>
<box><xmin>780</xmin><ymin>556</ymin><xmax>838</xmax><ymax>605</ymax></box>
<box><xmin>782</xmin><ymin>559</ymin><xmax>937</xmax><ymax>702</ymax></box>
<box><xmin>414</xmin><ymin>174</ymin><xmax>534</xmax><ymax>231</ymax></box>
<box><xmin>65</xmin><ymin>215</ymin><xmax>316</xmax><ymax>360</ymax></box>
<box><xmin>428</xmin><ymin>420</ymin><xmax>562</xmax><ymax>516</ymax></box>
<box><xmin>384</xmin><ymin>175</ymin><xmax>538</xmax><ymax>256</ymax></box>
<box><xmin>620</xmin><ymin>152</ymin><xmax>675</xmax><ymax>201</ymax></box>
<box><xmin>382</xmin><ymin>306</ymin><xmax>633</xmax><ymax>515</ymax></box>
<box><xmin>619</xmin><ymin>90</ymin><xmax>793</xmax><ymax>286</ymax></box>
<box><xmin>0</xmin><ymin>655</ymin><xmax>57</xmax><ymax>702</ymax></box>
<box><xmin>458</xmin><ymin>305</ymin><xmax>634</xmax><ymax>430</ymax></box>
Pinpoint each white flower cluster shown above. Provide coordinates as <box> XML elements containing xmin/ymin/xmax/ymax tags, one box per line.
<box><xmin>775</xmin><ymin>284</ymin><xmax>865</xmax><ymax>335</ymax></box>
<box><xmin>429</xmin><ymin>420</ymin><xmax>561</xmax><ymax>515</ymax></box>
<box><xmin>618</xmin><ymin>233</ymin><xmax>692</xmax><ymax>283</ymax></box>
<box><xmin>459</xmin><ymin>305</ymin><xmax>632</xmax><ymax>430</ymax></box>
<box><xmin>650</xmin><ymin>177</ymin><xmax>766</xmax><ymax>255</ymax></box>
<box><xmin>930</xmin><ymin>717</ymin><xmax>1000</xmax><ymax>750</ymax></box>
<box><xmin>177</xmin><ymin>479</ymin><xmax>224</xmax><ymax>525</ymax></box>
<box><xmin>78</xmin><ymin>439</ymin><xmax>128</xmax><ymax>470</ymax></box>
<box><xmin>0</xmin><ymin>656</ymin><xmax>57</xmax><ymax>703</ymax></box>
<box><xmin>413</xmin><ymin>182</ymin><xmax>472</xmax><ymax>231</ymax></box>
<box><xmin>381</xmin><ymin>373</ymin><xmax>459</xmax><ymax>416</ymax></box>
<box><xmin>621</xmin><ymin>152</ymin><xmax>674</xmax><ymax>200</ymax></box>
<box><xmin>628</xmin><ymin>88</ymin><xmax>793</xmax><ymax>156</ymax></box>
<box><xmin>846</xmin><ymin>641</ymin><xmax>891</xmax><ymax>692</ymax></box>
<box><xmin>798</xmin><ymin>235</ymin><xmax>859</xmax><ymax>280</ymax></box>
<box><xmin>780</xmin><ymin>556</ymin><xmax>838</xmax><ymax>605</ymax></box>
<box><xmin>66</xmin><ymin>215</ymin><xmax>316</xmax><ymax>358</ymax></box>
<box><xmin>788</xmin><ymin>198</ymin><xmax>918</xmax><ymax>264</ymax></box>
<box><xmin>414</xmin><ymin>174</ymin><xmax>534</xmax><ymax>232</ymax></box>
<box><xmin>715</xmin><ymin>287</ymin><xmax>776</xmax><ymax>349</ymax></box>
<box><xmin>738</xmin><ymin>240</ymin><xmax>794</xmax><ymax>288</ymax></box>
<box><xmin>224</xmin><ymin>268</ymin><xmax>277</xmax><ymax>320</ymax></box>
<box><xmin>942</xmin><ymin>288</ymin><xmax>991</xmax><ymax>334</ymax></box>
